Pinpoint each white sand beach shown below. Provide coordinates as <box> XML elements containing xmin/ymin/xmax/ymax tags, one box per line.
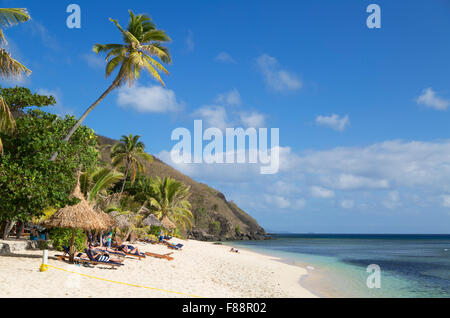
<box><xmin>0</xmin><ymin>239</ymin><xmax>317</xmax><ymax>298</ymax></box>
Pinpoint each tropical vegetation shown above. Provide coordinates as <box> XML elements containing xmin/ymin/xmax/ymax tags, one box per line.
<box><xmin>0</xmin><ymin>7</ymin><xmax>196</xmax><ymax>244</ymax></box>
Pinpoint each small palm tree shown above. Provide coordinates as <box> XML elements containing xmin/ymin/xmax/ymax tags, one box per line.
<box><xmin>80</xmin><ymin>166</ymin><xmax>123</xmax><ymax>205</ymax></box>
<box><xmin>148</xmin><ymin>177</ymin><xmax>193</xmax><ymax>231</ymax></box>
<box><xmin>51</xmin><ymin>10</ymin><xmax>171</xmax><ymax>161</ymax></box>
<box><xmin>111</xmin><ymin>134</ymin><xmax>153</xmax><ymax>197</ymax></box>
<box><xmin>0</xmin><ymin>8</ymin><xmax>31</xmax><ymax>155</ymax></box>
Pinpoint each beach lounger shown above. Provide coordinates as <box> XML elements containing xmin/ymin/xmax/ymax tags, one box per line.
<box><xmin>144</xmin><ymin>251</ymin><xmax>174</xmax><ymax>261</ymax></box>
<box><xmin>139</xmin><ymin>238</ymin><xmax>158</xmax><ymax>244</ymax></box>
<box><xmin>57</xmin><ymin>247</ymin><xmax>123</xmax><ymax>268</ymax></box>
<box><xmin>165</xmin><ymin>242</ymin><xmax>183</xmax><ymax>250</ymax></box>
<box><xmin>94</xmin><ymin>247</ymin><xmax>127</xmax><ymax>258</ymax></box>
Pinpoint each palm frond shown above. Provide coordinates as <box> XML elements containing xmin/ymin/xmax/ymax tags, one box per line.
<box><xmin>0</xmin><ymin>48</ymin><xmax>31</xmax><ymax>78</ymax></box>
<box><xmin>0</xmin><ymin>95</ymin><xmax>15</xmax><ymax>133</ymax></box>
<box><xmin>0</xmin><ymin>8</ymin><xmax>30</xmax><ymax>28</ymax></box>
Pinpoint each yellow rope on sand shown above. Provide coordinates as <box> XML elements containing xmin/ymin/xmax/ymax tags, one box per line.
<box><xmin>41</xmin><ymin>264</ymin><xmax>203</xmax><ymax>298</ymax></box>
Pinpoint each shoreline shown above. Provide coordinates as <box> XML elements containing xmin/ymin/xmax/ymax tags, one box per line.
<box><xmin>0</xmin><ymin>238</ymin><xmax>318</xmax><ymax>298</ymax></box>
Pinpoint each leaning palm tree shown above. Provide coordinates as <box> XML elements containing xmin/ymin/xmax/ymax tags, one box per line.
<box><xmin>50</xmin><ymin>10</ymin><xmax>171</xmax><ymax>161</ymax></box>
<box><xmin>0</xmin><ymin>8</ymin><xmax>31</xmax><ymax>155</ymax></box>
<box><xmin>148</xmin><ymin>177</ymin><xmax>193</xmax><ymax>231</ymax></box>
<box><xmin>111</xmin><ymin>134</ymin><xmax>153</xmax><ymax>197</ymax></box>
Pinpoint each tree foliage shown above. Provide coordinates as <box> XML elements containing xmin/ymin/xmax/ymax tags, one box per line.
<box><xmin>49</xmin><ymin>228</ymin><xmax>87</xmax><ymax>252</ymax></box>
<box><xmin>0</xmin><ymin>110</ymin><xmax>98</xmax><ymax>223</ymax></box>
<box><xmin>93</xmin><ymin>10</ymin><xmax>171</xmax><ymax>87</ymax></box>
<box><xmin>0</xmin><ymin>86</ymin><xmax>56</xmax><ymax>112</ymax></box>
<box><xmin>111</xmin><ymin>134</ymin><xmax>153</xmax><ymax>195</ymax></box>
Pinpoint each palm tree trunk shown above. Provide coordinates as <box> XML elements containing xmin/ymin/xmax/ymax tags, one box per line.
<box><xmin>15</xmin><ymin>221</ymin><xmax>24</xmax><ymax>239</ymax></box>
<box><xmin>119</xmin><ymin>165</ymin><xmax>129</xmax><ymax>197</ymax></box>
<box><xmin>50</xmin><ymin>81</ymin><xmax>118</xmax><ymax>161</ymax></box>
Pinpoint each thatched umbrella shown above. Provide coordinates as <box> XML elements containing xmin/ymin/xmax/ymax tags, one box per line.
<box><xmin>142</xmin><ymin>214</ymin><xmax>162</xmax><ymax>227</ymax></box>
<box><xmin>44</xmin><ymin>178</ymin><xmax>109</xmax><ymax>262</ymax></box>
<box><xmin>161</xmin><ymin>216</ymin><xmax>176</xmax><ymax>230</ymax></box>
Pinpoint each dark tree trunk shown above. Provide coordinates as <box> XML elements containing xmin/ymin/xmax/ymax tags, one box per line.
<box><xmin>15</xmin><ymin>221</ymin><xmax>25</xmax><ymax>239</ymax></box>
<box><xmin>50</xmin><ymin>81</ymin><xmax>118</xmax><ymax>161</ymax></box>
<box><xmin>119</xmin><ymin>164</ymin><xmax>129</xmax><ymax>198</ymax></box>
<box><xmin>69</xmin><ymin>228</ymin><xmax>75</xmax><ymax>263</ymax></box>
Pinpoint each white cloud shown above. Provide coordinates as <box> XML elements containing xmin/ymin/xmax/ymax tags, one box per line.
<box><xmin>292</xmin><ymin>140</ymin><xmax>450</xmax><ymax>191</ymax></box>
<box><xmin>194</xmin><ymin>89</ymin><xmax>267</xmax><ymax>129</ymax></box>
<box><xmin>193</xmin><ymin>105</ymin><xmax>228</xmax><ymax>130</ymax></box>
<box><xmin>441</xmin><ymin>195</ymin><xmax>450</xmax><ymax>208</ymax></box>
<box><xmin>214</xmin><ymin>52</ymin><xmax>236</xmax><ymax>64</ymax></box>
<box><xmin>216</xmin><ymin>89</ymin><xmax>242</xmax><ymax>106</ymax></box>
<box><xmin>239</xmin><ymin>111</ymin><xmax>266</xmax><ymax>128</ymax></box>
<box><xmin>416</xmin><ymin>88</ymin><xmax>449</xmax><ymax>111</ymax></box>
<box><xmin>340</xmin><ymin>200</ymin><xmax>355</xmax><ymax>209</ymax></box>
<box><xmin>185</xmin><ymin>30</ymin><xmax>194</xmax><ymax>52</ymax></box>
<box><xmin>310</xmin><ymin>186</ymin><xmax>335</xmax><ymax>198</ymax></box>
<box><xmin>326</xmin><ymin>174</ymin><xmax>389</xmax><ymax>190</ymax></box>
<box><xmin>158</xmin><ymin>139</ymin><xmax>450</xmax><ymax>215</ymax></box>
<box><xmin>265</xmin><ymin>194</ymin><xmax>291</xmax><ymax>209</ymax></box>
<box><xmin>82</xmin><ymin>53</ymin><xmax>104</xmax><ymax>69</ymax></box>
<box><xmin>256</xmin><ymin>54</ymin><xmax>302</xmax><ymax>92</ymax></box>
<box><xmin>316</xmin><ymin>114</ymin><xmax>350</xmax><ymax>132</ymax></box>
<box><xmin>117</xmin><ymin>84</ymin><xmax>183</xmax><ymax>113</ymax></box>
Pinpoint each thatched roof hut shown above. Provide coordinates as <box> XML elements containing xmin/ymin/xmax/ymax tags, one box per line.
<box><xmin>141</xmin><ymin>214</ymin><xmax>162</xmax><ymax>227</ymax></box>
<box><xmin>161</xmin><ymin>216</ymin><xmax>176</xmax><ymax>230</ymax></box>
<box><xmin>109</xmin><ymin>211</ymin><xmax>131</xmax><ymax>229</ymax></box>
<box><xmin>95</xmin><ymin>209</ymin><xmax>116</xmax><ymax>229</ymax></box>
<box><xmin>44</xmin><ymin>181</ymin><xmax>108</xmax><ymax>231</ymax></box>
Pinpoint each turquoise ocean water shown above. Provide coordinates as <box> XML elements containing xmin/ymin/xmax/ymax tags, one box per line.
<box><xmin>230</xmin><ymin>234</ymin><xmax>450</xmax><ymax>298</ymax></box>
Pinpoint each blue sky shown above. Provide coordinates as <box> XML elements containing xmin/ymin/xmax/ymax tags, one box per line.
<box><xmin>2</xmin><ymin>0</ymin><xmax>450</xmax><ymax>233</ymax></box>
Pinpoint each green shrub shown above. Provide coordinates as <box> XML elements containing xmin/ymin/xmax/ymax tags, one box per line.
<box><xmin>49</xmin><ymin>228</ymin><xmax>87</xmax><ymax>252</ymax></box>
<box><xmin>142</xmin><ymin>234</ymin><xmax>158</xmax><ymax>241</ymax></box>
<box><xmin>172</xmin><ymin>227</ymin><xmax>185</xmax><ymax>239</ymax></box>
<box><xmin>149</xmin><ymin>225</ymin><xmax>163</xmax><ymax>236</ymax></box>
<box><xmin>235</xmin><ymin>225</ymin><xmax>241</xmax><ymax>235</ymax></box>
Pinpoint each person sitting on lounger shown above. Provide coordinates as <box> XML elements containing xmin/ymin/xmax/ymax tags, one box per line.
<box><xmin>88</xmin><ymin>244</ymin><xmax>123</xmax><ymax>263</ymax></box>
<box><xmin>119</xmin><ymin>244</ymin><xmax>141</xmax><ymax>255</ymax></box>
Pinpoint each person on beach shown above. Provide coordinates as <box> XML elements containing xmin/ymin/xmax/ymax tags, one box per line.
<box><xmin>159</xmin><ymin>229</ymin><xmax>164</xmax><ymax>242</ymax></box>
<box><xmin>106</xmin><ymin>231</ymin><xmax>112</xmax><ymax>249</ymax></box>
<box><xmin>119</xmin><ymin>244</ymin><xmax>141</xmax><ymax>255</ymax></box>
<box><xmin>229</xmin><ymin>247</ymin><xmax>240</xmax><ymax>253</ymax></box>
